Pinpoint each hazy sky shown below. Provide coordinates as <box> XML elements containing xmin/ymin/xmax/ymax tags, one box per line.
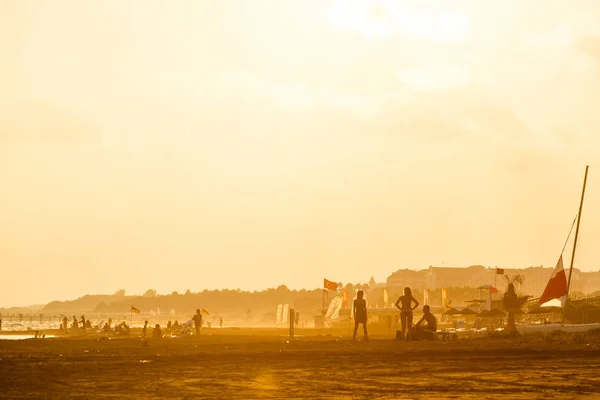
<box><xmin>1</xmin><ymin>0</ymin><xmax>600</xmax><ymax>306</ymax></box>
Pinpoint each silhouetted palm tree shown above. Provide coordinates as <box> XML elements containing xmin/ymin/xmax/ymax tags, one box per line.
<box><xmin>502</xmin><ymin>274</ymin><xmax>530</xmax><ymax>333</ymax></box>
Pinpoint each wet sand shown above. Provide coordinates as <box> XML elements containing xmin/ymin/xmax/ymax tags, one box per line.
<box><xmin>1</xmin><ymin>329</ymin><xmax>600</xmax><ymax>399</ymax></box>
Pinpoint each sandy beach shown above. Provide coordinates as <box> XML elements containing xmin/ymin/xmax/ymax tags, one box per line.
<box><xmin>1</xmin><ymin>328</ymin><xmax>600</xmax><ymax>399</ymax></box>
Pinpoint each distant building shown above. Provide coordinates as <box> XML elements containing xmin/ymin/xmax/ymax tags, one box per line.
<box><xmin>385</xmin><ymin>265</ymin><xmax>600</xmax><ymax>297</ymax></box>
<box><xmin>425</xmin><ymin>265</ymin><xmax>491</xmax><ymax>290</ymax></box>
<box><xmin>386</xmin><ymin>268</ymin><xmax>426</xmax><ymax>290</ymax></box>
<box><xmin>387</xmin><ymin>265</ymin><xmax>492</xmax><ymax>291</ymax></box>
<box><xmin>367</xmin><ymin>276</ymin><xmax>386</xmax><ymax>290</ymax></box>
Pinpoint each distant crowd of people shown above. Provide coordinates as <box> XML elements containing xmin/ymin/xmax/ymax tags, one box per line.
<box><xmin>10</xmin><ymin>293</ymin><xmax>438</xmax><ymax>342</ymax></box>
<box><xmin>59</xmin><ymin>315</ymin><xmax>92</xmax><ymax>332</ymax></box>
<box><xmin>353</xmin><ymin>286</ymin><xmax>437</xmax><ymax>341</ymax></box>
<box><xmin>51</xmin><ymin>309</ymin><xmax>223</xmax><ymax>339</ymax></box>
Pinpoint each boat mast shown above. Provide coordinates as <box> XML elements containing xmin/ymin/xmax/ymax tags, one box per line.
<box><xmin>563</xmin><ymin>165</ymin><xmax>589</xmax><ymax>323</ymax></box>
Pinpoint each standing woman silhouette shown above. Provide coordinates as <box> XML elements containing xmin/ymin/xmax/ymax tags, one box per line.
<box><xmin>395</xmin><ymin>287</ymin><xmax>419</xmax><ymax>340</ymax></box>
<box><xmin>353</xmin><ymin>290</ymin><xmax>369</xmax><ymax>341</ymax></box>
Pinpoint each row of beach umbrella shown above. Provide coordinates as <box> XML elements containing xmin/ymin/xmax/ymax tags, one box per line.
<box><xmin>442</xmin><ymin>306</ymin><xmax>564</xmax><ymax>317</ymax></box>
<box><xmin>442</xmin><ymin>307</ymin><xmax>492</xmax><ymax>316</ymax></box>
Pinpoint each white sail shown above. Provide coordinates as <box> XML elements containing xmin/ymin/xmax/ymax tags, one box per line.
<box><xmin>325</xmin><ymin>296</ymin><xmax>343</xmax><ymax>320</ymax></box>
<box><xmin>282</xmin><ymin>304</ymin><xmax>289</xmax><ymax>324</ymax></box>
<box><xmin>276</xmin><ymin>304</ymin><xmax>283</xmax><ymax>324</ymax></box>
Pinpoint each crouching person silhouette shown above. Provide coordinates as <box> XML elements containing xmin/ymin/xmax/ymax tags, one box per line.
<box><xmin>414</xmin><ymin>305</ymin><xmax>437</xmax><ymax>340</ymax></box>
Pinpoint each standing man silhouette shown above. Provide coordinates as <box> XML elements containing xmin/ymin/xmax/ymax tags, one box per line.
<box><xmin>192</xmin><ymin>309</ymin><xmax>203</xmax><ymax>336</ymax></box>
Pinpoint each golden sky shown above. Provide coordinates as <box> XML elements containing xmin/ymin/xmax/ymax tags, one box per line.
<box><xmin>1</xmin><ymin>0</ymin><xmax>600</xmax><ymax>306</ymax></box>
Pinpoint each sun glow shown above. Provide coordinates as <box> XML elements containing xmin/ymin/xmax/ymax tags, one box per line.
<box><xmin>328</xmin><ymin>0</ymin><xmax>471</xmax><ymax>41</ymax></box>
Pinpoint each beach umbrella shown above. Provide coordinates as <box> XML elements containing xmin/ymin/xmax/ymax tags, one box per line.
<box><xmin>478</xmin><ymin>284</ymin><xmax>499</xmax><ymax>294</ymax></box>
<box><xmin>459</xmin><ymin>308</ymin><xmax>477</xmax><ymax>315</ymax></box>
<box><xmin>478</xmin><ymin>308</ymin><xmax>505</xmax><ymax>318</ymax></box>
<box><xmin>443</xmin><ymin>308</ymin><xmax>460</xmax><ymax>315</ymax></box>
<box><xmin>528</xmin><ymin>306</ymin><xmax>563</xmax><ymax>314</ymax></box>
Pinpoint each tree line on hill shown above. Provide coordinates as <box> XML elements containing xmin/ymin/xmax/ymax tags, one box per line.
<box><xmin>29</xmin><ymin>286</ymin><xmax>510</xmax><ymax>317</ymax></box>
<box><xmin>7</xmin><ymin>277</ymin><xmax>592</xmax><ymax>318</ymax></box>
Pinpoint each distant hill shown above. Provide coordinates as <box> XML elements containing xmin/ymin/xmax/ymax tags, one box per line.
<box><xmin>24</xmin><ymin>286</ymin><xmax>327</xmax><ymax>318</ymax></box>
<box><xmin>0</xmin><ymin>305</ymin><xmax>43</xmax><ymax>316</ymax></box>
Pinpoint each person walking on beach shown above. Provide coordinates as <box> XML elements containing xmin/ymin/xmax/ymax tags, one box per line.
<box><xmin>353</xmin><ymin>290</ymin><xmax>369</xmax><ymax>341</ymax></box>
<box><xmin>219</xmin><ymin>317</ymin><xmax>223</xmax><ymax>329</ymax></box>
<box><xmin>80</xmin><ymin>315</ymin><xmax>86</xmax><ymax>334</ymax></box>
<box><xmin>395</xmin><ymin>287</ymin><xmax>419</xmax><ymax>340</ymax></box>
<box><xmin>143</xmin><ymin>320</ymin><xmax>149</xmax><ymax>338</ymax></box>
<box><xmin>192</xmin><ymin>309</ymin><xmax>203</xmax><ymax>336</ymax></box>
<box><xmin>72</xmin><ymin>316</ymin><xmax>78</xmax><ymax>329</ymax></box>
<box><xmin>62</xmin><ymin>316</ymin><xmax>68</xmax><ymax>331</ymax></box>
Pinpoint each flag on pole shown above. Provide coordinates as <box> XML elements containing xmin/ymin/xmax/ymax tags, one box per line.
<box><xmin>131</xmin><ymin>306</ymin><xmax>140</xmax><ymax>314</ymax></box>
<box><xmin>496</xmin><ymin>268</ymin><xmax>505</xmax><ymax>275</ymax></box>
<box><xmin>342</xmin><ymin>289</ymin><xmax>349</xmax><ymax>308</ymax></box>
<box><xmin>539</xmin><ymin>255</ymin><xmax>568</xmax><ymax>306</ymax></box>
<box><xmin>201</xmin><ymin>308</ymin><xmax>210</xmax><ymax>315</ymax></box>
<box><xmin>490</xmin><ymin>286</ymin><xmax>498</xmax><ymax>294</ymax></box>
<box><xmin>323</xmin><ymin>278</ymin><xmax>338</xmax><ymax>291</ymax></box>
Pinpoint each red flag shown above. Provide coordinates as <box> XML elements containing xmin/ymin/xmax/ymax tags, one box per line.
<box><xmin>496</xmin><ymin>268</ymin><xmax>504</xmax><ymax>275</ymax></box>
<box><xmin>323</xmin><ymin>278</ymin><xmax>338</xmax><ymax>291</ymax></box>
<box><xmin>539</xmin><ymin>255</ymin><xmax>567</xmax><ymax>305</ymax></box>
<box><xmin>490</xmin><ymin>286</ymin><xmax>498</xmax><ymax>294</ymax></box>
<box><xmin>342</xmin><ymin>289</ymin><xmax>348</xmax><ymax>308</ymax></box>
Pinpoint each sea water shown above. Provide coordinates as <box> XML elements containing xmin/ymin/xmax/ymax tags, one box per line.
<box><xmin>0</xmin><ymin>334</ymin><xmax>56</xmax><ymax>340</ymax></box>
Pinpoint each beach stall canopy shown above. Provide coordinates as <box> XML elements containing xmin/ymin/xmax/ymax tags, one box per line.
<box><xmin>478</xmin><ymin>308</ymin><xmax>506</xmax><ymax>318</ymax></box>
<box><xmin>442</xmin><ymin>308</ymin><xmax>461</xmax><ymax>315</ymax></box>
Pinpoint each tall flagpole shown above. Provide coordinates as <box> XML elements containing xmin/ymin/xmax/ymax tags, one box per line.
<box><xmin>494</xmin><ymin>267</ymin><xmax>497</xmax><ymax>291</ymax></box>
<box><xmin>563</xmin><ymin>165</ymin><xmax>589</xmax><ymax>324</ymax></box>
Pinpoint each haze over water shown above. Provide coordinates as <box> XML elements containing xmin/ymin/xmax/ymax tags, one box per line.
<box><xmin>1</xmin><ymin>0</ymin><xmax>600</xmax><ymax>307</ymax></box>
